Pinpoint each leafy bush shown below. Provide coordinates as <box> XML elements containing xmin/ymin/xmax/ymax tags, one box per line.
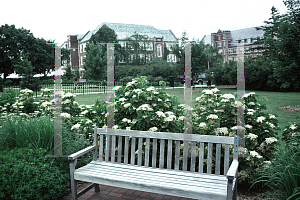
<box><xmin>282</xmin><ymin>122</ymin><xmax>300</xmax><ymax>144</ymax></box>
<box><xmin>0</xmin><ymin>147</ymin><xmax>69</xmax><ymax>200</ymax></box>
<box><xmin>0</xmin><ymin>89</ymin><xmax>16</xmax><ymax>113</ymax></box>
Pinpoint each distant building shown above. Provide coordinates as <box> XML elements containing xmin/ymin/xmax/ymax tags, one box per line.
<box><xmin>202</xmin><ymin>26</ymin><xmax>265</xmax><ymax>63</ymax></box>
<box><xmin>63</xmin><ymin>22</ymin><xmax>179</xmax><ymax>77</ymax></box>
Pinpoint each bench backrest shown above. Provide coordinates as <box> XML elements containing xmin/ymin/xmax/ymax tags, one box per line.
<box><xmin>93</xmin><ymin>127</ymin><xmax>238</xmax><ymax>175</ymax></box>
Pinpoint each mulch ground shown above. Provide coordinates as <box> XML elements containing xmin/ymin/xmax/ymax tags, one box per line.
<box><xmin>279</xmin><ymin>105</ymin><xmax>300</xmax><ymax>112</ymax></box>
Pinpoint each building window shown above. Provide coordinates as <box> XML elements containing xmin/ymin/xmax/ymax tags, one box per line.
<box><xmin>228</xmin><ymin>48</ymin><xmax>233</xmax><ymax>54</ymax></box>
<box><xmin>73</xmin><ymin>49</ymin><xmax>75</xmax><ymax>51</ymax></box>
<box><xmin>146</xmin><ymin>54</ymin><xmax>153</xmax><ymax>62</ymax></box>
<box><xmin>157</xmin><ymin>45</ymin><xmax>162</xmax><ymax>57</ymax></box>
<box><xmin>139</xmin><ymin>42</ymin><xmax>144</xmax><ymax>50</ymax></box>
<box><xmin>218</xmin><ymin>35</ymin><xmax>221</xmax><ymax>40</ymax></box>
<box><xmin>80</xmin><ymin>44</ymin><xmax>83</xmax><ymax>53</ymax></box>
<box><xmin>217</xmin><ymin>42</ymin><xmax>221</xmax><ymax>47</ymax></box>
<box><xmin>81</xmin><ymin>56</ymin><xmax>83</xmax><ymax>65</ymax></box>
<box><xmin>223</xmin><ymin>41</ymin><xmax>226</xmax><ymax>47</ymax></box>
<box><xmin>146</xmin><ymin>42</ymin><xmax>153</xmax><ymax>51</ymax></box>
<box><xmin>166</xmin><ymin>43</ymin><xmax>172</xmax><ymax>51</ymax></box>
<box><xmin>83</xmin><ymin>43</ymin><xmax>86</xmax><ymax>52</ymax></box>
<box><xmin>247</xmin><ymin>38</ymin><xmax>251</xmax><ymax>43</ymax></box>
<box><xmin>218</xmin><ymin>49</ymin><xmax>223</xmax><ymax>54</ymax></box>
<box><xmin>167</xmin><ymin>54</ymin><xmax>176</xmax><ymax>62</ymax></box>
<box><xmin>119</xmin><ymin>41</ymin><xmax>126</xmax><ymax>48</ymax></box>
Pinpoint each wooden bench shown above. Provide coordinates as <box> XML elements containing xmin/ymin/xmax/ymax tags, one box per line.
<box><xmin>69</xmin><ymin>127</ymin><xmax>239</xmax><ymax>200</ymax></box>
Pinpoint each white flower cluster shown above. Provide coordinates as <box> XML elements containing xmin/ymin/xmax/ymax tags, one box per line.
<box><xmin>256</xmin><ymin>116</ymin><xmax>266</xmax><ymax>123</ymax></box>
<box><xmin>248</xmin><ymin>102</ymin><xmax>255</xmax><ymax>106</ymax></box>
<box><xmin>247</xmin><ymin>133</ymin><xmax>258</xmax><ymax>141</ymax></box>
<box><xmin>114</xmin><ymin>86</ymin><xmax>122</xmax><ymax>91</ymax></box>
<box><xmin>242</xmin><ymin>92</ymin><xmax>256</xmax><ymax>98</ymax></box>
<box><xmin>206</xmin><ymin>114</ymin><xmax>218</xmax><ymax>120</ymax></box>
<box><xmin>133</xmin><ymin>89</ymin><xmax>142</xmax><ymax>94</ymax></box>
<box><xmin>250</xmin><ymin>150</ymin><xmax>263</xmax><ymax>159</ymax></box>
<box><xmin>199</xmin><ymin>122</ymin><xmax>206</xmax><ymax>128</ymax></box>
<box><xmin>215</xmin><ymin>127</ymin><xmax>228</xmax><ymax>135</ymax></box>
<box><xmin>289</xmin><ymin>124</ymin><xmax>297</xmax><ymax>130</ymax></box>
<box><xmin>146</xmin><ymin>87</ymin><xmax>155</xmax><ymax>91</ymax></box>
<box><xmin>156</xmin><ymin>111</ymin><xmax>166</xmax><ymax>117</ymax></box>
<box><xmin>266</xmin><ymin>122</ymin><xmax>276</xmax><ymax>129</ymax></box>
<box><xmin>148</xmin><ymin>127</ymin><xmax>158</xmax><ymax>132</ymax></box>
<box><xmin>269</xmin><ymin>114</ymin><xmax>276</xmax><ymax>119</ymax></box>
<box><xmin>164</xmin><ymin>114</ymin><xmax>176</xmax><ymax>122</ymax></box>
<box><xmin>122</xmin><ymin>118</ymin><xmax>132</xmax><ymax>123</ymax></box>
<box><xmin>124</xmin><ymin>103</ymin><xmax>131</xmax><ymax>108</ymax></box>
<box><xmin>71</xmin><ymin>123</ymin><xmax>80</xmax><ymax>130</ymax></box>
<box><xmin>202</xmin><ymin>90</ymin><xmax>213</xmax><ymax>95</ymax></box>
<box><xmin>126</xmin><ymin>80</ymin><xmax>137</xmax><ymax>87</ymax></box>
<box><xmin>221</xmin><ymin>94</ymin><xmax>235</xmax><ymax>99</ymax></box>
<box><xmin>61</xmin><ymin>113</ymin><xmax>71</xmax><ymax>119</ymax></box>
<box><xmin>265</xmin><ymin>137</ymin><xmax>278</xmax><ymax>145</ymax></box>
<box><xmin>245</xmin><ymin>124</ymin><xmax>253</xmax><ymax>129</ymax></box>
<box><xmin>63</xmin><ymin>92</ymin><xmax>75</xmax><ymax>98</ymax></box>
<box><xmin>137</xmin><ymin>104</ymin><xmax>153</xmax><ymax>111</ymax></box>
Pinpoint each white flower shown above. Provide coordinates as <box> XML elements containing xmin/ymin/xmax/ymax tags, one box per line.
<box><xmin>165</xmin><ymin>111</ymin><xmax>174</xmax><ymax>115</ymax></box>
<box><xmin>256</xmin><ymin>116</ymin><xmax>266</xmax><ymax>123</ymax></box>
<box><xmin>148</xmin><ymin>127</ymin><xmax>158</xmax><ymax>132</ymax></box>
<box><xmin>153</xmin><ymin>91</ymin><xmax>159</xmax><ymax>94</ymax></box>
<box><xmin>178</xmin><ymin>116</ymin><xmax>185</xmax><ymax>121</ymax></box>
<box><xmin>247</xmin><ymin>133</ymin><xmax>258</xmax><ymax>141</ymax></box>
<box><xmin>132</xmin><ymin>119</ymin><xmax>137</xmax><ymax>124</ymax></box>
<box><xmin>126</xmin><ymin>80</ymin><xmax>137</xmax><ymax>87</ymax></box>
<box><xmin>61</xmin><ymin>113</ymin><xmax>71</xmax><ymax>119</ymax></box>
<box><xmin>231</xmin><ymin>126</ymin><xmax>245</xmax><ymax>130</ymax></box>
<box><xmin>122</xmin><ymin>118</ymin><xmax>129</xmax><ymax>122</ymax></box>
<box><xmin>202</xmin><ymin>90</ymin><xmax>213</xmax><ymax>95</ymax></box>
<box><xmin>164</xmin><ymin>115</ymin><xmax>176</xmax><ymax>122</ymax></box>
<box><xmin>248</xmin><ymin>109</ymin><xmax>255</xmax><ymax>112</ymax></box>
<box><xmin>80</xmin><ymin>110</ymin><xmax>88</xmax><ymax>115</ymax></box>
<box><xmin>119</xmin><ymin>98</ymin><xmax>126</xmax><ymax>102</ymax></box>
<box><xmin>289</xmin><ymin>124</ymin><xmax>297</xmax><ymax>130</ymax></box>
<box><xmin>221</xmin><ymin>99</ymin><xmax>230</xmax><ymax>103</ymax></box>
<box><xmin>250</xmin><ymin>151</ymin><xmax>259</xmax><ymax>157</ymax></box>
<box><xmin>126</xmin><ymin>127</ymin><xmax>131</xmax><ymax>130</ymax></box>
<box><xmin>248</xmin><ymin>102</ymin><xmax>255</xmax><ymax>106</ymax></box>
<box><xmin>179</xmin><ymin>104</ymin><xmax>186</xmax><ymax>108</ymax></box>
<box><xmin>263</xmin><ymin>161</ymin><xmax>271</xmax><ymax>165</ymax></box>
<box><xmin>247</xmin><ymin>112</ymin><xmax>254</xmax><ymax>115</ymax></box>
<box><xmin>85</xmin><ymin>119</ymin><xmax>92</xmax><ymax>124</ymax></box>
<box><xmin>242</xmin><ymin>92</ymin><xmax>256</xmax><ymax>98</ymax></box>
<box><xmin>137</xmin><ymin>104</ymin><xmax>153</xmax><ymax>111</ymax></box>
<box><xmin>245</xmin><ymin>124</ymin><xmax>253</xmax><ymax>129</ymax></box>
<box><xmin>195</xmin><ymin>97</ymin><xmax>202</xmax><ymax>102</ymax></box>
<box><xmin>211</xmin><ymin>88</ymin><xmax>219</xmax><ymax>93</ymax></box>
<box><xmin>146</xmin><ymin>87</ymin><xmax>155</xmax><ymax>91</ymax></box>
<box><xmin>199</xmin><ymin>122</ymin><xmax>206</xmax><ymax>128</ymax></box>
<box><xmin>265</xmin><ymin>137</ymin><xmax>278</xmax><ymax>145</ymax></box>
<box><xmin>64</xmin><ymin>92</ymin><xmax>74</xmax><ymax>98</ymax></box>
<box><xmin>125</xmin><ymin>91</ymin><xmax>130</xmax><ymax>96</ymax></box>
<box><xmin>41</xmin><ymin>102</ymin><xmax>52</xmax><ymax>107</ymax></box>
<box><xmin>71</xmin><ymin>123</ymin><xmax>81</xmax><ymax>130</ymax></box>
<box><xmin>269</xmin><ymin>114</ymin><xmax>276</xmax><ymax>119</ymax></box>
<box><xmin>132</xmin><ymin>95</ymin><xmax>136</xmax><ymax>98</ymax></box>
<box><xmin>221</xmin><ymin>94</ymin><xmax>235</xmax><ymax>99</ymax></box>
<box><xmin>133</xmin><ymin>89</ymin><xmax>142</xmax><ymax>94</ymax></box>
<box><xmin>158</xmin><ymin>98</ymin><xmax>162</xmax><ymax>102</ymax></box>
<box><xmin>156</xmin><ymin>111</ymin><xmax>166</xmax><ymax>117</ymax></box>
<box><xmin>215</xmin><ymin>127</ymin><xmax>228</xmax><ymax>135</ymax></box>
<box><xmin>147</xmin><ymin>96</ymin><xmax>152</xmax><ymax>100</ymax></box>
<box><xmin>62</xmin><ymin>99</ymin><xmax>71</xmax><ymax>104</ymax></box>
<box><xmin>114</xmin><ymin>86</ymin><xmax>122</xmax><ymax>91</ymax></box>
<box><xmin>207</xmin><ymin>114</ymin><xmax>218</xmax><ymax>120</ymax></box>
<box><xmin>112</xmin><ymin>125</ymin><xmax>118</xmax><ymax>129</ymax></box>
<box><xmin>124</xmin><ymin>103</ymin><xmax>131</xmax><ymax>108</ymax></box>
<box><xmin>266</xmin><ymin>122</ymin><xmax>276</xmax><ymax>129</ymax></box>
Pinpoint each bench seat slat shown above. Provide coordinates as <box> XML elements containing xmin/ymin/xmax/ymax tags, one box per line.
<box><xmin>74</xmin><ymin>162</ymin><xmax>231</xmax><ymax>200</ymax></box>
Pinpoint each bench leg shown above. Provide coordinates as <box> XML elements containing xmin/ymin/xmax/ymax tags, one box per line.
<box><xmin>70</xmin><ymin>159</ymin><xmax>78</xmax><ymax>200</ymax></box>
<box><xmin>233</xmin><ymin>180</ymin><xmax>237</xmax><ymax>200</ymax></box>
<box><xmin>95</xmin><ymin>184</ymin><xmax>100</xmax><ymax>192</ymax></box>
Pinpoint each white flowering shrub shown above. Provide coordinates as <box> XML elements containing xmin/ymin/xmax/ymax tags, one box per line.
<box><xmin>283</xmin><ymin>122</ymin><xmax>300</xmax><ymax>145</ymax></box>
<box><xmin>193</xmin><ymin>89</ymin><xmax>279</xmax><ymax>184</ymax></box>
<box><xmin>11</xmin><ymin>88</ymin><xmax>39</xmax><ymax>114</ymax></box>
<box><xmin>113</xmin><ymin>76</ymin><xmax>184</xmax><ymax>133</ymax></box>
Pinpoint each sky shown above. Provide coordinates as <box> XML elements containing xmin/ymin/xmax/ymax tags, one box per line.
<box><xmin>1</xmin><ymin>0</ymin><xmax>288</xmax><ymax>45</ymax></box>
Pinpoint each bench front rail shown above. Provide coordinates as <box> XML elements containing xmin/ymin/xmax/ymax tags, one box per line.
<box><xmin>69</xmin><ymin>127</ymin><xmax>238</xmax><ymax>200</ymax></box>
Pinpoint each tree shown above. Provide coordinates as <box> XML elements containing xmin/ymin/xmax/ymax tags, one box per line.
<box><xmin>0</xmin><ymin>24</ymin><xmax>35</xmax><ymax>81</ymax></box>
<box><xmin>255</xmin><ymin>1</ymin><xmax>300</xmax><ymax>91</ymax></box>
<box><xmin>84</xmin><ymin>26</ymin><xmax>119</xmax><ymax>80</ymax></box>
<box><xmin>84</xmin><ymin>42</ymin><xmax>107</xmax><ymax>81</ymax></box>
<box><xmin>163</xmin><ymin>46</ymin><xmax>169</xmax><ymax>61</ymax></box>
<box><xmin>64</xmin><ymin>64</ymin><xmax>73</xmax><ymax>80</ymax></box>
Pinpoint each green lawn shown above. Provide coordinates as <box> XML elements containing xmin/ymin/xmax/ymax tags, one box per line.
<box><xmin>72</xmin><ymin>87</ymin><xmax>300</xmax><ymax>136</ymax></box>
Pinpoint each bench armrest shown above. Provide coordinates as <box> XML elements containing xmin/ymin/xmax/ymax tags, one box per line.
<box><xmin>226</xmin><ymin>160</ymin><xmax>239</xmax><ymax>180</ymax></box>
<box><xmin>68</xmin><ymin>146</ymin><xmax>96</xmax><ymax>160</ymax></box>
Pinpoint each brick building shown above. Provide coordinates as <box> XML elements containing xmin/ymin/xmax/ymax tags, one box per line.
<box><xmin>202</xmin><ymin>26</ymin><xmax>265</xmax><ymax>63</ymax></box>
<box><xmin>62</xmin><ymin>22</ymin><xmax>179</xmax><ymax>77</ymax></box>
